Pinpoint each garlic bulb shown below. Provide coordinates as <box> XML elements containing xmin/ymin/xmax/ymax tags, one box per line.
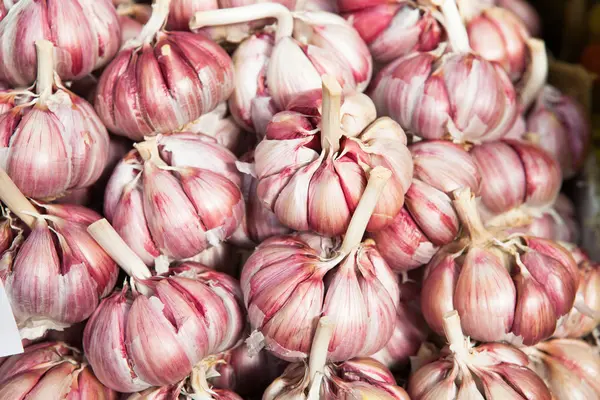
<box><xmin>369</xmin><ymin>0</ymin><xmax>519</xmax><ymax>143</ymax></box>
<box><xmin>264</xmin><ymin>318</ymin><xmax>410</xmax><ymax>399</ymax></box>
<box><xmin>370</xmin><ymin>140</ymin><xmax>480</xmax><ymax>271</ymax></box>
<box><xmin>339</xmin><ymin>0</ymin><xmax>444</xmax><ymax>63</ymax></box>
<box><xmin>526</xmin><ymin>85</ymin><xmax>591</xmax><ymax>179</ymax></box>
<box><xmin>0</xmin><ymin>40</ymin><xmax>109</xmax><ymax>200</ymax></box>
<box><xmin>117</xmin><ymin>3</ymin><xmax>152</xmax><ymax>43</ymax></box>
<box><xmin>525</xmin><ymin>339</ymin><xmax>600</xmax><ymax>399</ymax></box>
<box><xmin>167</xmin><ymin>0</ymin><xmax>218</xmax><ymax>31</ymax></box>
<box><xmin>421</xmin><ymin>188</ymin><xmax>578</xmax><ymax>346</ymax></box>
<box><xmin>229</xmin><ymin>151</ymin><xmax>290</xmax><ymax>248</ymax></box>
<box><xmin>409</xmin><ymin>311</ymin><xmax>551</xmax><ymax>399</ymax></box>
<box><xmin>95</xmin><ymin>0</ymin><xmax>234</xmax><ymax>140</ymax></box>
<box><xmin>190</xmin><ymin>2</ymin><xmax>373</xmax><ymax>134</ymax></box>
<box><xmin>84</xmin><ymin>220</ymin><xmax>245</xmax><ymax>393</ymax></box>
<box><xmin>0</xmin><ymin>0</ymin><xmax>120</xmax><ymax>86</ymax></box>
<box><xmin>0</xmin><ymin>342</ymin><xmax>116</xmax><ymax>399</ymax></box>
<box><xmin>472</xmin><ymin>140</ymin><xmax>561</xmax><ymax>219</ymax></box>
<box><xmin>254</xmin><ymin>77</ymin><xmax>412</xmax><ymax>236</ymax></box>
<box><xmin>104</xmin><ymin>133</ymin><xmax>243</xmax><ymax>268</ymax></box>
<box><xmin>493</xmin><ymin>0</ymin><xmax>540</xmax><ymax>36</ymax></box>
<box><xmin>553</xmin><ymin>252</ymin><xmax>600</xmax><ymax>338</ymax></box>
<box><xmin>457</xmin><ymin>0</ymin><xmax>547</xmax><ymax>107</ymax></box>
<box><xmin>0</xmin><ymin>171</ymin><xmax>118</xmax><ymax>340</ymax></box>
<box><xmin>242</xmin><ymin>167</ymin><xmax>400</xmax><ymax>362</ymax></box>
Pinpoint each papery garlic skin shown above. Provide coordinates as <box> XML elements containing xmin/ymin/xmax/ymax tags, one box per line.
<box><xmin>409</xmin><ymin>312</ymin><xmax>551</xmax><ymax>400</ymax></box>
<box><xmin>264</xmin><ymin>357</ymin><xmax>409</xmax><ymax>399</ymax></box>
<box><xmin>95</xmin><ymin>1</ymin><xmax>234</xmax><ymax>140</ymax></box>
<box><xmin>554</xmin><ymin>257</ymin><xmax>600</xmax><ymax>338</ymax></box>
<box><xmin>104</xmin><ymin>133</ymin><xmax>243</xmax><ymax>267</ymax></box>
<box><xmin>525</xmin><ymin>339</ymin><xmax>600</xmax><ymax>400</ymax></box>
<box><xmin>472</xmin><ymin>140</ymin><xmax>561</xmax><ymax>216</ymax></box>
<box><xmin>0</xmin><ymin>341</ymin><xmax>117</xmax><ymax>399</ymax></box>
<box><xmin>370</xmin><ymin>140</ymin><xmax>480</xmax><ymax>271</ymax></box>
<box><xmin>526</xmin><ymin>85</ymin><xmax>591</xmax><ymax>179</ymax></box>
<box><xmin>0</xmin><ymin>0</ymin><xmax>120</xmax><ymax>86</ymax></box>
<box><xmin>84</xmin><ymin>263</ymin><xmax>245</xmax><ymax>393</ymax></box>
<box><xmin>421</xmin><ymin>189</ymin><xmax>578</xmax><ymax>346</ymax></box>
<box><xmin>340</xmin><ymin>0</ymin><xmax>443</xmax><ymax>63</ymax></box>
<box><xmin>1</xmin><ymin>204</ymin><xmax>118</xmax><ymax>340</ymax></box>
<box><xmin>241</xmin><ymin>233</ymin><xmax>400</xmax><ymax>362</ymax></box>
<box><xmin>254</xmin><ymin>91</ymin><xmax>412</xmax><ymax>236</ymax></box>
<box><xmin>369</xmin><ymin>51</ymin><xmax>518</xmax><ymax>143</ymax></box>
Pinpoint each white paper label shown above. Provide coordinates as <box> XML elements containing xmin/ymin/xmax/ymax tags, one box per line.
<box><xmin>0</xmin><ymin>280</ymin><xmax>23</xmax><ymax>357</ymax></box>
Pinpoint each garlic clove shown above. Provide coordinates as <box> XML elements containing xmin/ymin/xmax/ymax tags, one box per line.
<box><xmin>421</xmin><ymin>254</ymin><xmax>459</xmax><ymax>336</ymax></box>
<box><xmin>511</xmin><ymin>274</ymin><xmax>557</xmax><ymax>345</ymax></box>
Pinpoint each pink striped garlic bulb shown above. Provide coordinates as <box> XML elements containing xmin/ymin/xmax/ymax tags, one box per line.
<box><xmin>526</xmin><ymin>85</ymin><xmax>591</xmax><ymax>179</ymax></box>
<box><xmin>369</xmin><ymin>0</ymin><xmax>519</xmax><ymax>143</ymax></box>
<box><xmin>104</xmin><ymin>133</ymin><xmax>243</xmax><ymax>269</ymax></box>
<box><xmin>0</xmin><ymin>40</ymin><xmax>109</xmax><ymax>200</ymax></box>
<box><xmin>421</xmin><ymin>188</ymin><xmax>579</xmax><ymax>346</ymax></box>
<box><xmin>0</xmin><ymin>0</ymin><xmax>120</xmax><ymax>86</ymax></box>
<box><xmin>472</xmin><ymin>140</ymin><xmax>562</xmax><ymax>229</ymax></box>
<box><xmin>457</xmin><ymin>0</ymin><xmax>547</xmax><ymax>107</ymax></box>
<box><xmin>95</xmin><ymin>0</ymin><xmax>234</xmax><ymax>140</ymax></box>
<box><xmin>0</xmin><ymin>171</ymin><xmax>118</xmax><ymax>340</ymax></box>
<box><xmin>264</xmin><ymin>318</ymin><xmax>410</xmax><ymax>399</ymax></box>
<box><xmin>253</xmin><ymin>77</ymin><xmax>412</xmax><ymax>236</ymax></box>
<box><xmin>190</xmin><ymin>3</ymin><xmax>373</xmax><ymax>135</ymax></box>
<box><xmin>84</xmin><ymin>220</ymin><xmax>245</xmax><ymax>393</ymax></box>
<box><xmin>242</xmin><ymin>167</ymin><xmax>400</xmax><ymax>362</ymax></box>
<box><xmin>409</xmin><ymin>311</ymin><xmax>551</xmax><ymax>399</ymax></box>
<box><xmin>370</xmin><ymin>140</ymin><xmax>480</xmax><ymax>271</ymax></box>
<box><xmin>0</xmin><ymin>342</ymin><xmax>117</xmax><ymax>399</ymax></box>
<box><xmin>339</xmin><ymin>0</ymin><xmax>444</xmax><ymax>63</ymax></box>
<box><xmin>117</xmin><ymin>3</ymin><xmax>152</xmax><ymax>43</ymax></box>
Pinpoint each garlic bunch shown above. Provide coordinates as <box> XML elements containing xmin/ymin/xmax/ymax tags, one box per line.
<box><xmin>421</xmin><ymin>188</ymin><xmax>578</xmax><ymax>346</ymax></box>
<box><xmin>0</xmin><ymin>170</ymin><xmax>118</xmax><ymax>340</ymax></box>
<box><xmin>84</xmin><ymin>220</ymin><xmax>245</xmax><ymax>393</ymax></box>
<box><xmin>472</xmin><ymin>140</ymin><xmax>562</xmax><ymax>227</ymax></box>
<box><xmin>526</xmin><ymin>85</ymin><xmax>591</xmax><ymax>179</ymax></box>
<box><xmin>339</xmin><ymin>0</ymin><xmax>444</xmax><ymax>63</ymax></box>
<box><xmin>104</xmin><ymin>133</ymin><xmax>243</xmax><ymax>268</ymax></box>
<box><xmin>117</xmin><ymin>3</ymin><xmax>152</xmax><ymax>43</ymax></box>
<box><xmin>190</xmin><ymin>3</ymin><xmax>373</xmax><ymax>135</ymax></box>
<box><xmin>524</xmin><ymin>339</ymin><xmax>600</xmax><ymax>399</ymax></box>
<box><xmin>0</xmin><ymin>0</ymin><xmax>120</xmax><ymax>86</ymax></box>
<box><xmin>553</xmin><ymin>250</ymin><xmax>600</xmax><ymax>338</ymax></box>
<box><xmin>264</xmin><ymin>318</ymin><xmax>410</xmax><ymax>399</ymax></box>
<box><xmin>0</xmin><ymin>342</ymin><xmax>116</xmax><ymax>399</ymax></box>
<box><xmin>254</xmin><ymin>77</ymin><xmax>412</xmax><ymax>236</ymax></box>
<box><xmin>409</xmin><ymin>311</ymin><xmax>551</xmax><ymax>399</ymax></box>
<box><xmin>369</xmin><ymin>0</ymin><xmax>519</xmax><ymax>143</ymax></box>
<box><xmin>95</xmin><ymin>0</ymin><xmax>234</xmax><ymax>140</ymax></box>
<box><xmin>457</xmin><ymin>0</ymin><xmax>547</xmax><ymax>107</ymax></box>
<box><xmin>242</xmin><ymin>167</ymin><xmax>400</xmax><ymax>361</ymax></box>
<box><xmin>372</xmin><ymin>278</ymin><xmax>430</xmax><ymax>369</ymax></box>
<box><xmin>0</xmin><ymin>40</ymin><xmax>110</xmax><ymax>200</ymax></box>
<box><xmin>371</xmin><ymin>140</ymin><xmax>480</xmax><ymax>271</ymax></box>
<box><xmin>229</xmin><ymin>152</ymin><xmax>290</xmax><ymax>248</ymax></box>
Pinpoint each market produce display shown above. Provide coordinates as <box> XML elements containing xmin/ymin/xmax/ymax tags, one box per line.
<box><xmin>0</xmin><ymin>0</ymin><xmax>597</xmax><ymax>399</ymax></box>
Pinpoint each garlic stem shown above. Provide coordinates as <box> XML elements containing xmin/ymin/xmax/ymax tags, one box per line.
<box><xmin>308</xmin><ymin>316</ymin><xmax>334</xmax><ymax>387</ymax></box>
<box><xmin>320</xmin><ymin>75</ymin><xmax>342</xmax><ymax>154</ymax></box>
<box><xmin>35</xmin><ymin>40</ymin><xmax>55</xmax><ymax>104</ymax></box>
<box><xmin>574</xmin><ymin>295</ymin><xmax>600</xmax><ymax>321</ymax></box>
<box><xmin>189</xmin><ymin>366</ymin><xmax>214</xmax><ymax>399</ymax></box>
<box><xmin>134</xmin><ymin>137</ymin><xmax>168</xmax><ymax>167</ymax></box>
<box><xmin>87</xmin><ymin>219</ymin><xmax>152</xmax><ymax>281</ymax></box>
<box><xmin>189</xmin><ymin>3</ymin><xmax>294</xmax><ymax>41</ymax></box>
<box><xmin>136</xmin><ymin>0</ymin><xmax>171</xmax><ymax>45</ymax></box>
<box><xmin>442</xmin><ymin>310</ymin><xmax>468</xmax><ymax>354</ymax></box>
<box><xmin>0</xmin><ymin>168</ymin><xmax>41</xmax><ymax>229</ymax></box>
<box><xmin>519</xmin><ymin>39</ymin><xmax>548</xmax><ymax>109</ymax></box>
<box><xmin>452</xmin><ymin>187</ymin><xmax>492</xmax><ymax>244</ymax></box>
<box><xmin>339</xmin><ymin>167</ymin><xmax>392</xmax><ymax>254</ymax></box>
<box><xmin>435</xmin><ymin>0</ymin><xmax>471</xmax><ymax>53</ymax></box>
